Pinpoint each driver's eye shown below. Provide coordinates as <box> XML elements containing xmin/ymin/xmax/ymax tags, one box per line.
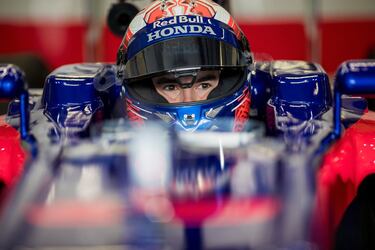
<box><xmin>199</xmin><ymin>83</ymin><xmax>211</xmax><ymax>89</ymax></box>
<box><xmin>163</xmin><ymin>84</ymin><xmax>178</xmax><ymax>91</ymax></box>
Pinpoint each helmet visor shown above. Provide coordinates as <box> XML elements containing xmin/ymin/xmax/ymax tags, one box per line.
<box><xmin>124</xmin><ymin>36</ymin><xmax>248</xmax><ymax>80</ymax></box>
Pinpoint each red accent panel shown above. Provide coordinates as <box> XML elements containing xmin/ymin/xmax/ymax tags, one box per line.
<box><xmin>314</xmin><ymin>111</ymin><xmax>375</xmax><ymax>250</ymax></box>
<box><xmin>172</xmin><ymin>197</ymin><xmax>280</xmax><ymax>226</ymax></box>
<box><xmin>233</xmin><ymin>89</ymin><xmax>251</xmax><ymax>132</ymax></box>
<box><xmin>126</xmin><ymin>99</ymin><xmax>145</xmax><ymax>124</ymax></box>
<box><xmin>0</xmin><ymin>116</ymin><xmax>26</xmax><ymax>203</ymax></box>
<box><xmin>101</xmin><ymin>26</ymin><xmax>122</xmax><ymax>63</ymax></box>
<box><xmin>27</xmin><ymin>199</ymin><xmax>124</xmax><ymax>228</ymax></box>
<box><xmin>0</xmin><ymin>21</ymin><xmax>87</xmax><ymax>70</ymax></box>
<box><xmin>320</xmin><ymin>19</ymin><xmax>375</xmax><ymax>73</ymax></box>
<box><xmin>129</xmin><ymin>190</ymin><xmax>280</xmax><ymax>227</ymax></box>
<box><xmin>238</xmin><ymin>21</ymin><xmax>308</xmax><ymax>61</ymax></box>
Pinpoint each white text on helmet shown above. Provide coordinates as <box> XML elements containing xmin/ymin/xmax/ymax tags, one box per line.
<box><xmin>153</xmin><ymin>16</ymin><xmax>205</xmax><ymax>29</ymax></box>
<box><xmin>147</xmin><ymin>25</ymin><xmax>216</xmax><ymax>42</ymax></box>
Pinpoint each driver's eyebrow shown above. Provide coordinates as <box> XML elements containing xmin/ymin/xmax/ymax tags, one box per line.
<box><xmin>196</xmin><ymin>74</ymin><xmax>218</xmax><ymax>83</ymax></box>
<box><xmin>154</xmin><ymin>73</ymin><xmax>217</xmax><ymax>85</ymax></box>
<box><xmin>154</xmin><ymin>77</ymin><xmax>176</xmax><ymax>85</ymax></box>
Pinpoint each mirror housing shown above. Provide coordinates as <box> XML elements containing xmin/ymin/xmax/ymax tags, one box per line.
<box><xmin>333</xmin><ymin>60</ymin><xmax>375</xmax><ymax>137</ymax></box>
<box><xmin>0</xmin><ymin>64</ymin><xmax>29</xmax><ymax>139</ymax></box>
<box><xmin>107</xmin><ymin>1</ymin><xmax>139</xmax><ymax>37</ymax></box>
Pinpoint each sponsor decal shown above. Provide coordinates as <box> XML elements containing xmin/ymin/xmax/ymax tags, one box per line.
<box><xmin>348</xmin><ymin>61</ymin><xmax>375</xmax><ymax>71</ymax></box>
<box><xmin>147</xmin><ymin>24</ymin><xmax>216</xmax><ymax>42</ymax></box>
<box><xmin>152</xmin><ymin>15</ymin><xmax>207</xmax><ymax>28</ymax></box>
<box><xmin>147</xmin><ymin>16</ymin><xmax>216</xmax><ymax>42</ymax></box>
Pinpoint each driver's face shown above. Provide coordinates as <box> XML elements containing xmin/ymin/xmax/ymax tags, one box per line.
<box><xmin>152</xmin><ymin>70</ymin><xmax>219</xmax><ymax>103</ymax></box>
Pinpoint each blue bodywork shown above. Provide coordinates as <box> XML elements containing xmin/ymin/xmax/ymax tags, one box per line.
<box><xmin>4</xmin><ymin>60</ymin><xmax>337</xmax><ymax>138</ymax></box>
<box><xmin>42</xmin><ymin>64</ymin><xmax>115</xmax><ymax>132</ymax></box>
<box><xmin>251</xmin><ymin>60</ymin><xmax>332</xmax><ymax>133</ymax></box>
<box><xmin>0</xmin><ymin>60</ymin><xmax>373</xmax><ymax>249</ymax></box>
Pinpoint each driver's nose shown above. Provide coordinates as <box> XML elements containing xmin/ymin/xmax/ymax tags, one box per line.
<box><xmin>181</xmin><ymin>88</ymin><xmax>194</xmax><ymax>102</ymax></box>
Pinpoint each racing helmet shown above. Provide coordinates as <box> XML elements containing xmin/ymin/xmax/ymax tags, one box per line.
<box><xmin>117</xmin><ymin>0</ymin><xmax>253</xmax><ymax>131</ymax></box>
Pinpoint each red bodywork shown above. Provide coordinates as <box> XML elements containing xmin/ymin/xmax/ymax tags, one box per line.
<box><xmin>0</xmin><ymin>116</ymin><xmax>26</xmax><ymax>204</ymax></box>
<box><xmin>314</xmin><ymin>110</ymin><xmax>375</xmax><ymax>250</ymax></box>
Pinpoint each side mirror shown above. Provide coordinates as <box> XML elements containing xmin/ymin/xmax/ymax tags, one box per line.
<box><xmin>107</xmin><ymin>1</ymin><xmax>139</xmax><ymax>37</ymax></box>
<box><xmin>333</xmin><ymin>60</ymin><xmax>375</xmax><ymax>137</ymax></box>
<box><xmin>212</xmin><ymin>0</ymin><xmax>231</xmax><ymax>11</ymax></box>
<box><xmin>0</xmin><ymin>64</ymin><xmax>29</xmax><ymax>139</ymax></box>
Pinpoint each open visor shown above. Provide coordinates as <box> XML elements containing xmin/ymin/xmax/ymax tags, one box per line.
<box><xmin>124</xmin><ymin>36</ymin><xmax>249</xmax><ymax>80</ymax></box>
<box><xmin>126</xmin><ymin>67</ymin><xmax>247</xmax><ymax>105</ymax></box>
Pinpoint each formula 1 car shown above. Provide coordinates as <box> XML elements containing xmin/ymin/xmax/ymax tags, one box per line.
<box><xmin>0</xmin><ymin>58</ymin><xmax>374</xmax><ymax>249</ymax></box>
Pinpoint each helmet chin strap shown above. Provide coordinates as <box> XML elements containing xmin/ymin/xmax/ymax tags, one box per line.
<box><xmin>174</xmin><ymin>69</ymin><xmax>198</xmax><ymax>89</ymax></box>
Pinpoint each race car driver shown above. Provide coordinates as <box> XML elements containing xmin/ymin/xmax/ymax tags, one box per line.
<box><xmin>117</xmin><ymin>0</ymin><xmax>253</xmax><ymax>131</ymax></box>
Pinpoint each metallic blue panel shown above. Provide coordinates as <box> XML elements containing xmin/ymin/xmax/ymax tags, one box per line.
<box><xmin>251</xmin><ymin>62</ymin><xmax>272</xmax><ymax>120</ymax></box>
<box><xmin>335</xmin><ymin>60</ymin><xmax>375</xmax><ymax>94</ymax></box>
<box><xmin>333</xmin><ymin>60</ymin><xmax>375</xmax><ymax>136</ymax></box>
<box><xmin>42</xmin><ymin>63</ymin><xmax>118</xmax><ymax>130</ymax></box>
<box><xmin>270</xmin><ymin>61</ymin><xmax>332</xmax><ymax>120</ymax></box>
<box><xmin>43</xmin><ymin>64</ymin><xmax>105</xmax><ymax>108</ymax></box>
